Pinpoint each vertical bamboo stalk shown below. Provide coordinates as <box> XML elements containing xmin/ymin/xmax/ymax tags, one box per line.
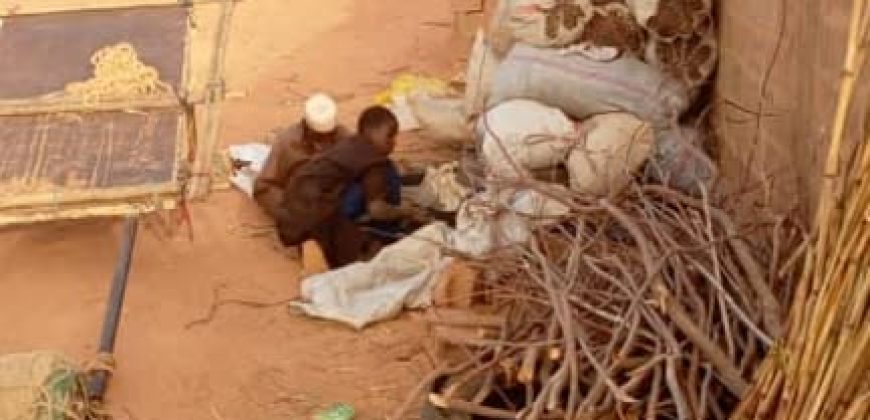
<box><xmin>188</xmin><ymin>0</ymin><xmax>235</xmax><ymax>199</ymax></box>
<box><xmin>815</xmin><ymin>0</ymin><xmax>869</xmax><ymax>283</ymax></box>
<box><xmin>735</xmin><ymin>2</ymin><xmax>870</xmax><ymax>418</ymax></box>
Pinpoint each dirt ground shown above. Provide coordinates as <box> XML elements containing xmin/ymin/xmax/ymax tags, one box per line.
<box><xmin>0</xmin><ymin>1</ymin><xmax>468</xmax><ymax>418</ymax></box>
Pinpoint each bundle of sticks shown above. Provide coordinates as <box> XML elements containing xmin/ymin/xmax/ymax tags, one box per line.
<box><xmin>417</xmin><ymin>182</ymin><xmax>799</xmax><ymax>419</ymax></box>
<box><xmin>732</xmin><ymin>1</ymin><xmax>870</xmax><ymax>418</ymax></box>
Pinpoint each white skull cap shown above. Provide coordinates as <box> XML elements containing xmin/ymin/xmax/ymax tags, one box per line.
<box><xmin>303</xmin><ymin>93</ymin><xmax>338</xmax><ymax>133</ymax></box>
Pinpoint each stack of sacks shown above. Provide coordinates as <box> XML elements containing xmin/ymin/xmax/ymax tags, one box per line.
<box><xmin>477</xmin><ymin>99</ymin><xmax>657</xmax><ymax>197</ymax></box>
<box><xmin>461</xmin><ymin>0</ymin><xmax>718</xmax><ymax>195</ymax></box>
<box><xmin>376</xmin><ymin>73</ymin><xmax>475</xmax><ymax>144</ymax></box>
<box><xmin>477</xmin><ymin>99</ymin><xmax>578</xmax><ymax>178</ymax></box>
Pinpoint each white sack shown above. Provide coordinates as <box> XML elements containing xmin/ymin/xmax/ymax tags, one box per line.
<box><xmin>0</xmin><ymin>351</ymin><xmax>82</xmax><ymax>420</ymax></box>
<box><xmin>291</xmin><ymin>223</ymin><xmax>453</xmax><ymax>330</ymax></box>
<box><xmin>389</xmin><ymin>95</ymin><xmax>422</xmax><ymax>132</ymax></box>
<box><xmin>511</xmin><ymin>187</ymin><xmax>572</xmax><ymax>219</ymax></box>
<box><xmin>464</xmin><ymin>30</ymin><xmax>502</xmax><ymax>117</ymax></box>
<box><xmin>479</xmin><ymin>99</ymin><xmax>577</xmax><ymax>177</ymax></box>
<box><xmin>408</xmin><ymin>95</ymin><xmax>472</xmax><ymax>142</ymax></box>
<box><xmin>454</xmin><ymin>194</ymin><xmax>530</xmax><ymax>257</ymax></box>
<box><xmin>227</xmin><ymin>143</ymin><xmax>271</xmax><ymax>196</ymax></box>
<box><xmin>567</xmin><ymin>113</ymin><xmax>654</xmax><ymax>195</ymax></box>
<box><xmin>489</xmin><ymin>44</ymin><xmax>689</xmax><ymax>127</ymax></box>
<box><xmin>417</xmin><ymin>162</ymin><xmax>473</xmax><ymax>212</ymax></box>
<box><xmin>454</xmin><ymin>187</ymin><xmax>570</xmax><ymax>257</ymax></box>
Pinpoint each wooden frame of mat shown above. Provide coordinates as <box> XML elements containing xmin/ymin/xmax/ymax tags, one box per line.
<box><xmin>0</xmin><ymin>97</ymin><xmax>185</xmax><ymax>116</ymax></box>
<box><xmin>0</xmin><ymin>0</ymin><xmax>240</xmax><ymax>17</ymax></box>
<box><xmin>0</xmin><ymin>0</ymin><xmax>235</xmax><ymax>225</ymax></box>
<box><xmin>0</xmin><ymin>194</ymin><xmax>180</xmax><ymax>225</ymax></box>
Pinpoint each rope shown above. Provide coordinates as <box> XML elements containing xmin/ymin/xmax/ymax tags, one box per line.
<box><xmin>83</xmin><ymin>352</ymin><xmax>116</xmax><ymax>375</ymax></box>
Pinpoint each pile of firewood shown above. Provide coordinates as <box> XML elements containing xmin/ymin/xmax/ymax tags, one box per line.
<box><xmin>408</xmin><ymin>183</ymin><xmax>802</xmax><ymax>419</ymax></box>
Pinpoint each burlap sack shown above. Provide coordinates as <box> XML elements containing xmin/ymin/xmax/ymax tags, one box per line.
<box><xmin>0</xmin><ymin>351</ymin><xmax>87</xmax><ymax>420</ymax></box>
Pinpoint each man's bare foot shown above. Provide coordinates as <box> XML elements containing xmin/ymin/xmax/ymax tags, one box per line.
<box><xmin>301</xmin><ymin>240</ymin><xmax>330</xmax><ymax>277</ymax></box>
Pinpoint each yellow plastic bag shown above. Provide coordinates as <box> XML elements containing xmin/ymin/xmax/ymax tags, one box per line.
<box><xmin>374</xmin><ymin>74</ymin><xmax>450</xmax><ymax>105</ymax></box>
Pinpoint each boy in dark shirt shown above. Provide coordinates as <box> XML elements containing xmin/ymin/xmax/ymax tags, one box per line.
<box><xmin>276</xmin><ymin>106</ymin><xmax>411</xmax><ymax>269</ymax></box>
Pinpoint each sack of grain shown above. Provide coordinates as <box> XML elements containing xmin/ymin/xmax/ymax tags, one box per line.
<box><xmin>408</xmin><ymin>95</ymin><xmax>473</xmax><ymax>143</ymax></box>
<box><xmin>567</xmin><ymin>113</ymin><xmax>655</xmax><ymax>195</ymax></box>
<box><xmin>478</xmin><ymin>99</ymin><xmax>578</xmax><ymax>177</ymax></box>
<box><xmin>463</xmin><ymin>30</ymin><xmax>502</xmax><ymax>117</ymax></box>
<box><xmin>489</xmin><ymin>44</ymin><xmax>689</xmax><ymax>127</ymax></box>
<box><xmin>0</xmin><ymin>351</ymin><xmax>88</xmax><ymax>420</ymax></box>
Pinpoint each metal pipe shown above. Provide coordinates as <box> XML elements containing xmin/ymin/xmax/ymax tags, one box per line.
<box><xmin>89</xmin><ymin>217</ymin><xmax>140</xmax><ymax>401</ymax></box>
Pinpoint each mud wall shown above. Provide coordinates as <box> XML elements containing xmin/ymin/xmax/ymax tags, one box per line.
<box><xmin>715</xmin><ymin>0</ymin><xmax>869</xmax><ymax>221</ymax></box>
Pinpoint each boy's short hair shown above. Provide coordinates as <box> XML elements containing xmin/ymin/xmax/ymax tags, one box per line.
<box><xmin>357</xmin><ymin>105</ymin><xmax>398</xmax><ymax>137</ymax></box>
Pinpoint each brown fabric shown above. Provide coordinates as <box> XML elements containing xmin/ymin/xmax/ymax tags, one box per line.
<box><xmin>314</xmin><ymin>165</ymin><xmax>394</xmax><ymax>267</ymax></box>
<box><xmin>276</xmin><ymin>136</ymin><xmax>389</xmax><ymax>249</ymax></box>
<box><xmin>309</xmin><ymin>216</ymin><xmax>369</xmax><ymax>268</ymax></box>
<box><xmin>294</xmin><ymin>162</ymin><xmax>395</xmax><ymax>268</ymax></box>
<box><xmin>253</xmin><ymin>122</ymin><xmax>352</xmax><ymax>219</ymax></box>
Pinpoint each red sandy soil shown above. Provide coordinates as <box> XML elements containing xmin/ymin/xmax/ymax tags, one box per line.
<box><xmin>0</xmin><ymin>1</ymin><xmax>469</xmax><ymax>418</ymax></box>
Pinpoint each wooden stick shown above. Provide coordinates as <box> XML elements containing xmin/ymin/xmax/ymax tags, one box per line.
<box><xmin>425</xmin><ymin>309</ymin><xmax>506</xmax><ymax>329</ymax></box>
<box><xmin>645</xmin><ymin>365</ymin><xmax>663</xmax><ymax>420</ymax></box>
<box><xmin>187</xmin><ymin>0</ymin><xmax>235</xmax><ymax>199</ymax></box>
<box><xmin>0</xmin><ymin>181</ymin><xmax>179</xmax><ymax>210</ymax></box>
<box><xmin>429</xmin><ymin>393</ymin><xmax>518</xmax><ymax>419</ymax></box>
<box><xmin>665</xmin><ymin>356</ymin><xmax>691</xmax><ymax>420</ymax></box>
<box><xmin>655</xmin><ymin>284</ymin><xmax>750</xmax><ymax>396</ymax></box>
<box><xmin>517</xmin><ymin>345</ymin><xmax>541</xmax><ymax>384</ymax></box>
<box><xmin>0</xmin><ymin>0</ymin><xmax>243</xmax><ymax>17</ymax></box>
<box><xmin>0</xmin><ymin>196</ymin><xmax>175</xmax><ymax>226</ymax></box>
<box><xmin>642</xmin><ymin>186</ymin><xmax>784</xmax><ymax>337</ymax></box>
<box><xmin>0</xmin><ymin>96</ymin><xmax>184</xmax><ymax>116</ymax></box>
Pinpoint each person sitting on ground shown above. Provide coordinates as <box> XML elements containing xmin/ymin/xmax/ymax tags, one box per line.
<box><xmin>254</xmin><ymin>93</ymin><xmax>353</xmax><ymax>220</ymax></box>
<box><xmin>275</xmin><ymin>105</ymin><xmax>417</xmax><ymax>271</ymax></box>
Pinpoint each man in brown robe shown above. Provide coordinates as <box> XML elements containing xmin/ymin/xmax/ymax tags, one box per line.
<box><xmin>254</xmin><ymin>94</ymin><xmax>353</xmax><ymax>220</ymax></box>
<box><xmin>276</xmin><ymin>106</ymin><xmax>410</xmax><ymax>268</ymax></box>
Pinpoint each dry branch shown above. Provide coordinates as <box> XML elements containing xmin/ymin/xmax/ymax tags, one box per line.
<box><xmin>404</xmin><ymin>181</ymin><xmax>793</xmax><ymax>419</ymax></box>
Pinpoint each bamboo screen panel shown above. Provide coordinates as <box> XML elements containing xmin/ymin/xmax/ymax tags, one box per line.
<box><xmin>0</xmin><ymin>5</ymin><xmax>190</xmax><ymax>224</ymax></box>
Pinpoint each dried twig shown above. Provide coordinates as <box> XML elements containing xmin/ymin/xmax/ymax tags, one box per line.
<box><xmin>185</xmin><ymin>286</ymin><xmax>295</xmax><ymax>330</ymax></box>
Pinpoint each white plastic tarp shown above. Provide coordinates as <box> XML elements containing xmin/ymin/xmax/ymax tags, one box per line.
<box><xmin>291</xmin><ymin>187</ymin><xmax>571</xmax><ymax>329</ymax></box>
<box><xmin>291</xmin><ymin>223</ymin><xmax>454</xmax><ymax>330</ymax></box>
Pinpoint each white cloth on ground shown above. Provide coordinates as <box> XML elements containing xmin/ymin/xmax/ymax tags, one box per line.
<box><xmin>227</xmin><ymin>143</ymin><xmax>271</xmax><ymax>196</ymax></box>
<box><xmin>291</xmin><ymin>187</ymin><xmax>571</xmax><ymax>329</ymax></box>
<box><xmin>291</xmin><ymin>223</ymin><xmax>454</xmax><ymax>330</ymax></box>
